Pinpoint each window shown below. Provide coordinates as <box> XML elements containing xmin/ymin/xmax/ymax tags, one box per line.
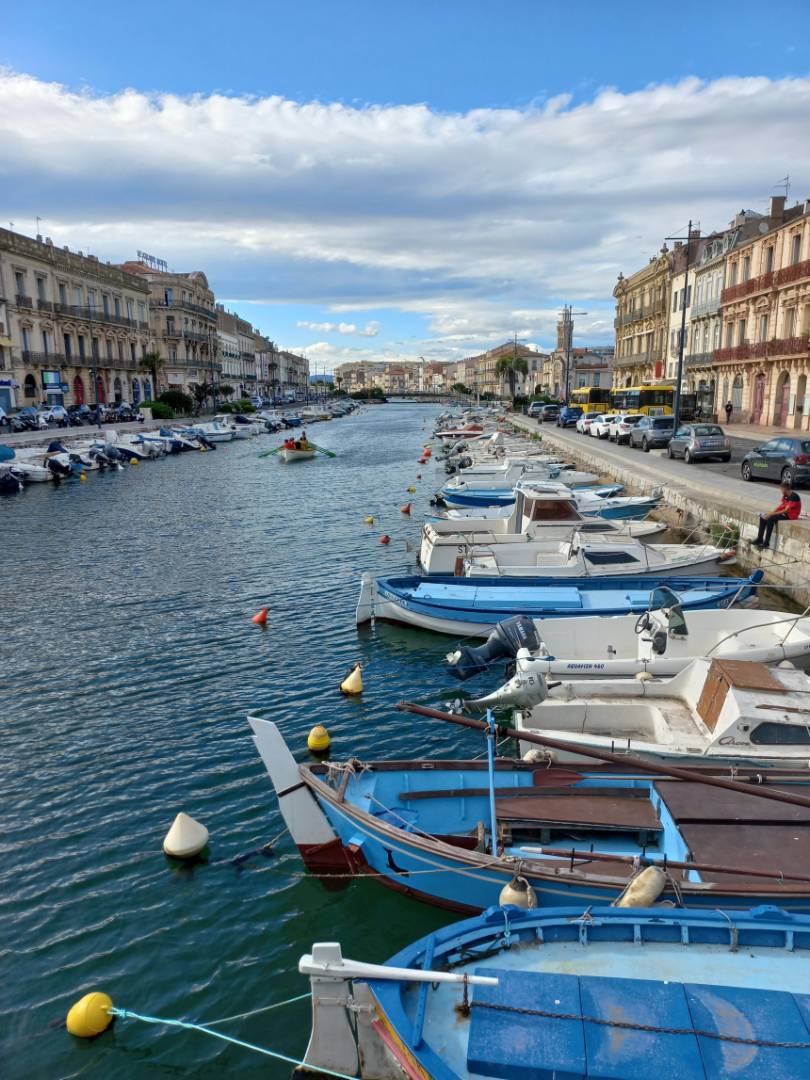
<box><xmin>36</xmin><ymin>277</ymin><xmax>46</xmax><ymax>301</ymax></box>
<box><xmin>130</xmin><ymin>343</ymin><xmax>136</xmax><ymax>363</ymax></box>
<box><xmin>713</xmin><ymin>322</ymin><xmax>721</xmax><ymax>348</ymax></box>
<box><xmin>672</xmin><ymin>292</ymin><xmax>678</xmax><ymax>313</ymax></box>
<box><xmin>74</xmin><ymin>286</ymin><xmax>83</xmax><ymax>307</ymax></box>
<box><xmin>737</xmin><ymin>319</ymin><xmax>747</xmax><ymax>345</ymax></box>
<box><xmin>114</xmin><ymin>297</ymin><xmax>121</xmax><ymax>318</ymax></box>
<box><xmin>88</xmin><ymin>290</ymin><xmax>96</xmax><ymax>311</ymax></box>
<box><xmin>106</xmin><ymin>339</ymin><xmax>114</xmax><ymax>360</ymax></box>
<box><xmin>78</xmin><ymin>335</ymin><xmax>86</xmax><ymax>359</ymax></box>
<box><xmin>765</xmin><ymin>246</ymin><xmax>774</xmax><ymax>273</ymax></box>
<box><xmin>58</xmin><ymin>283</ymin><xmax>67</xmax><ymax>305</ymax></box>
<box><xmin>21</xmin><ymin>327</ymin><xmax>30</xmax><ymax>351</ymax></box>
<box><xmin>685</xmin><ymin>284</ymin><xmax>691</xmax><ymax>307</ymax></box>
<box><xmin>15</xmin><ymin>271</ymin><xmax>25</xmax><ymax>296</ymax></box>
<box><xmin>126</xmin><ymin>300</ymin><xmax>134</xmax><ymax>320</ymax></box>
<box><xmin>92</xmin><ymin>337</ymin><xmax>99</xmax><ymax>359</ymax></box>
<box><xmin>164</xmin><ymin>287</ymin><xmax>173</xmax><ymax>305</ymax></box>
<box><xmin>742</xmin><ymin>256</ymin><xmax>750</xmax><ymax>282</ymax></box>
<box><xmin>138</xmin><ymin>302</ymin><xmax>146</xmax><ymax>322</ymax></box>
<box><xmin>725</xmin><ymin>323</ymin><xmax>733</xmax><ymax>347</ymax></box>
<box><xmin>102</xmin><ymin>294</ymin><xmax>110</xmax><ymax>316</ymax></box>
<box><xmin>64</xmin><ymin>334</ymin><xmax>72</xmax><ymax>357</ymax></box>
<box><xmin>792</xmin><ymin>234</ymin><xmax>802</xmax><ymax>265</ymax></box>
<box><xmin>729</xmin><ymin>263</ymin><xmax>738</xmax><ymax>286</ymax></box>
<box><xmin>42</xmin><ymin>330</ymin><xmax>50</xmax><ymax>354</ymax></box>
<box><xmin>786</xmin><ymin>308</ymin><xmax>797</xmax><ymax>337</ymax></box>
<box><xmin>759</xmin><ymin>314</ymin><xmax>769</xmax><ymax>342</ymax></box>
<box><xmin>750</xmin><ymin>722</ymin><xmax>810</xmax><ymax>745</ymax></box>
<box><xmin>118</xmin><ymin>341</ymin><xmax>124</xmax><ymax>361</ymax></box>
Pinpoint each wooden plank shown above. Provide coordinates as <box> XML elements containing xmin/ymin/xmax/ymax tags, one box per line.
<box><xmin>496</xmin><ymin>794</ymin><xmax>660</xmax><ymax>831</ymax></box>
<box><xmin>679</xmin><ymin>823</ymin><xmax>810</xmax><ymax>884</ymax></box>
<box><xmin>656</xmin><ymin>780</ymin><xmax>810</xmax><ymax>824</ymax></box>
<box><xmin>709</xmin><ymin>658</ymin><xmax>783</xmax><ymax>692</ymax></box>
<box><xmin>401</xmin><ymin>784</ymin><xmax>644</xmax><ymax>802</ymax></box>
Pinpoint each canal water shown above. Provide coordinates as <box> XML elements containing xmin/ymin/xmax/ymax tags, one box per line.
<box><xmin>0</xmin><ymin>405</ymin><xmax>488</xmax><ymax>1078</ymax></box>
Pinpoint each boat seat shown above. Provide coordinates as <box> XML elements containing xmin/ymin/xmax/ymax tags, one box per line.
<box><xmin>467</xmin><ymin>967</ymin><xmax>810</xmax><ymax>1079</ymax></box>
<box><xmin>495</xmin><ymin>793</ymin><xmax>661</xmax><ymax>846</ymax></box>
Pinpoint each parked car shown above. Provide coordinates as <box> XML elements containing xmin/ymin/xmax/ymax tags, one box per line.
<box><xmin>526</xmin><ymin>401</ymin><xmax>544</xmax><ymax>418</ymax></box>
<box><xmin>539</xmin><ymin>403</ymin><xmax>560</xmax><ymax>422</ymax></box>
<box><xmin>741</xmin><ymin>437</ymin><xmax>810</xmax><ymax>487</ymax></box>
<box><xmin>575</xmin><ymin>411</ymin><xmax>603</xmax><ymax>434</ymax></box>
<box><xmin>608</xmin><ymin>413</ymin><xmax>643</xmax><ymax>444</ymax></box>
<box><xmin>556</xmin><ymin>405</ymin><xmax>583</xmax><ymax>428</ymax></box>
<box><xmin>590</xmin><ymin>414</ymin><xmax>616</xmax><ymax>439</ymax></box>
<box><xmin>629</xmin><ymin>415</ymin><xmax>675</xmax><ymax>451</ymax></box>
<box><xmin>667</xmin><ymin>423</ymin><xmax>731</xmax><ymax>463</ymax></box>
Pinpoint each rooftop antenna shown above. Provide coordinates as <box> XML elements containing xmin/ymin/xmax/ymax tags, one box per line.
<box><xmin>36</xmin><ymin>216</ymin><xmax>42</xmax><ymax>236</ymax></box>
<box><xmin>776</xmin><ymin>175</ymin><xmax>790</xmax><ymax>201</ymax></box>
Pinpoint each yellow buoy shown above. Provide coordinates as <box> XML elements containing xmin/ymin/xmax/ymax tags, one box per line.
<box><xmin>130</xmin><ymin>457</ymin><xmax>139</xmax><ymax>465</ymax></box>
<box><xmin>407</xmin><ymin>486</ymin><xmax>416</xmax><ymax>493</ymax></box>
<box><xmin>163</xmin><ymin>812</ymin><xmax>209</xmax><ymax>859</ymax></box>
<box><xmin>79</xmin><ymin>473</ymin><xmax>87</xmax><ymax>482</ymax></box>
<box><xmin>66</xmin><ymin>992</ymin><xmax>113</xmax><ymax>1038</ymax></box>
<box><xmin>364</xmin><ymin>516</ymin><xmax>375</xmax><ymax>525</ymax></box>
<box><xmin>307</xmin><ymin>724</ymin><xmax>331</xmax><ymax>752</ymax></box>
<box><xmin>340</xmin><ymin>662</ymin><xmax>363</xmax><ymax>695</ymax></box>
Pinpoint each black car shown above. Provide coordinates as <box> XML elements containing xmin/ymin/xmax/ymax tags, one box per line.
<box><xmin>628</xmin><ymin>415</ymin><xmax>675</xmax><ymax>451</ymax></box>
<box><xmin>741</xmin><ymin>437</ymin><xmax>810</xmax><ymax>487</ymax></box>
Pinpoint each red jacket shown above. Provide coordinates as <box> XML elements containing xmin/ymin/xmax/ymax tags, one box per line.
<box><xmin>775</xmin><ymin>492</ymin><xmax>802</xmax><ymax>520</ymax></box>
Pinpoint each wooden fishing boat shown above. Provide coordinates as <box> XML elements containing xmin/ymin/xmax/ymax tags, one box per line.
<box><xmin>249</xmin><ymin>712</ymin><xmax>810</xmax><ymax>914</ymax></box>
<box><xmin>278</xmin><ymin>446</ymin><xmax>317</xmax><ymax>462</ymax></box>
<box><xmin>299</xmin><ymin>905</ymin><xmax>810</xmax><ymax>1078</ymax></box>
<box><xmin>356</xmin><ymin>571</ymin><xmax>763</xmax><ymax>634</ymax></box>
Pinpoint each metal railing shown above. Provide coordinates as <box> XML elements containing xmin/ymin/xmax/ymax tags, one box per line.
<box><xmin>15</xmin><ymin>294</ymin><xmax>33</xmax><ymax>309</ymax></box>
<box><xmin>721</xmin><ymin>271</ymin><xmax>774</xmax><ymax>304</ymax></box>
<box><xmin>691</xmin><ymin>297</ymin><xmax>721</xmax><ymax>318</ymax></box>
<box><xmin>685</xmin><ymin>351</ymin><xmax>715</xmax><ymax>367</ymax></box>
<box><xmin>775</xmin><ymin>258</ymin><xmax>810</xmax><ymax>287</ymax></box>
<box><xmin>154</xmin><ymin>299</ymin><xmax>216</xmax><ymax>320</ymax></box>
<box><xmin>714</xmin><ymin>336</ymin><xmax>810</xmax><ymax>363</ymax></box>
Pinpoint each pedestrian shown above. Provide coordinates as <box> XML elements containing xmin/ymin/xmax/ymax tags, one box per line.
<box><xmin>724</xmin><ymin>400</ymin><xmax>733</xmax><ymax>424</ymax></box>
<box><xmin>753</xmin><ymin>482</ymin><xmax>802</xmax><ymax>549</ymax></box>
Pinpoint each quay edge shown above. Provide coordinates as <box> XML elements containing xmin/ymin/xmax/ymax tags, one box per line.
<box><xmin>509</xmin><ymin>414</ymin><xmax>810</xmax><ymax>608</ymax></box>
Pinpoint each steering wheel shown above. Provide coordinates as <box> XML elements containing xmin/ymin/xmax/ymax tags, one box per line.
<box><xmin>635</xmin><ymin>612</ymin><xmax>652</xmax><ymax>635</ymax></box>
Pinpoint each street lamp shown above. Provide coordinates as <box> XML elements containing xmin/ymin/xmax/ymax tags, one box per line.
<box><xmin>665</xmin><ymin>220</ymin><xmax>697</xmax><ymax>431</ymax></box>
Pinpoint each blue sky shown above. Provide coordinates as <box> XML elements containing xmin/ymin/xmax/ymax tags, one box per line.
<box><xmin>3</xmin><ymin>1</ymin><xmax>809</xmax><ymax>369</ymax></box>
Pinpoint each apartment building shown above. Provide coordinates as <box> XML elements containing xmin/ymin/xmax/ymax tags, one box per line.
<box><xmin>1</xmin><ymin>228</ymin><xmax>152</xmax><ymax>411</ymax></box>
<box><xmin>117</xmin><ymin>260</ymin><xmax>218</xmax><ymax>394</ymax></box>
<box><xmin>612</xmin><ymin>249</ymin><xmax>670</xmax><ymax>387</ymax></box>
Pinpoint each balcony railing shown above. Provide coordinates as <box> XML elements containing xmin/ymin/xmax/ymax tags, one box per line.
<box><xmin>721</xmin><ymin>271</ymin><xmax>773</xmax><ymax>305</ymax></box>
<box><xmin>775</xmin><ymin>258</ymin><xmax>810</xmax><ymax>287</ymax></box>
<box><xmin>37</xmin><ymin>299</ymin><xmax>54</xmax><ymax>313</ymax></box>
<box><xmin>16</xmin><ymin>294</ymin><xmax>33</xmax><ymax>309</ymax></box>
<box><xmin>20</xmin><ymin>350</ymin><xmax>67</xmax><ymax>367</ymax></box>
<box><xmin>685</xmin><ymin>351</ymin><xmax>715</xmax><ymax>368</ymax></box>
<box><xmin>714</xmin><ymin>336</ymin><xmax>810</xmax><ymax>363</ymax></box>
<box><xmin>155</xmin><ymin>299</ymin><xmax>216</xmax><ymax>321</ymax></box>
<box><xmin>691</xmin><ymin>297</ymin><xmax>721</xmax><ymax>318</ymax></box>
<box><xmin>52</xmin><ymin>303</ymin><xmax>148</xmax><ymax>331</ymax></box>
<box><xmin>615</xmin><ymin>299</ymin><xmax>666</xmax><ymax>327</ymax></box>
<box><xmin>614</xmin><ymin>348</ymin><xmax>662</xmax><ymax>368</ymax></box>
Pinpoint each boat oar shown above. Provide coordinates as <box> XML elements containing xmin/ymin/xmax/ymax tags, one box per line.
<box><xmin>396</xmin><ymin>701</ymin><xmax>810</xmax><ymax>812</ymax></box>
<box><xmin>259</xmin><ymin>447</ymin><xmax>282</xmax><ymax>457</ymax></box>
<box><xmin>307</xmin><ymin>442</ymin><xmax>336</xmax><ymax>458</ymax></box>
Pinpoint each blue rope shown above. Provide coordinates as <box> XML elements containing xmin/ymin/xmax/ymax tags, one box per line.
<box><xmin>109</xmin><ymin>1006</ymin><xmax>359</xmax><ymax>1079</ymax></box>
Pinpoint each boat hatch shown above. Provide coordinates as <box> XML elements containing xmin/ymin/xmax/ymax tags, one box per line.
<box><xmin>583</xmin><ymin>550</ymin><xmax>641</xmax><ymax>565</ymax></box>
<box><xmin>494</xmin><ymin>789</ymin><xmax>661</xmax><ymax>847</ymax></box>
<box><xmin>467</xmin><ymin>966</ymin><xmax>810</xmax><ymax>1078</ymax></box>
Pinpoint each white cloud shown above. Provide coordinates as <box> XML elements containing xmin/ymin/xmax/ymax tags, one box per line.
<box><xmin>3</xmin><ymin>70</ymin><xmax>810</xmax><ymax>366</ymax></box>
<box><xmin>295</xmin><ymin>319</ymin><xmax>380</xmax><ymax>336</ymax></box>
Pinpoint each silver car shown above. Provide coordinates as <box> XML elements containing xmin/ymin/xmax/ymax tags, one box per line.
<box><xmin>667</xmin><ymin>423</ymin><xmax>731</xmax><ymax>463</ymax></box>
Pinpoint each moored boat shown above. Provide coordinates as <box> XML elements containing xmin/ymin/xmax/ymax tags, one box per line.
<box><xmin>356</xmin><ymin>571</ymin><xmax>762</xmax><ymax>634</ymax></box>
<box><xmin>299</xmin><ymin>905</ymin><xmax>810</xmax><ymax>1079</ymax></box>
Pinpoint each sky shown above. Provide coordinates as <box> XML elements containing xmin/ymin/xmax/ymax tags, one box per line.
<box><xmin>2</xmin><ymin>1</ymin><xmax>810</xmax><ymax>372</ymax></box>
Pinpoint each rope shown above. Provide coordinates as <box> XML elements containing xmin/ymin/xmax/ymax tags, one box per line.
<box><xmin>201</xmin><ymin>991</ymin><xmax>311</xmax><ymax>1027</ymax></box>
<box><xmin>470</xmin><ymin>1000</ymin><xmax>810</xmax><ymax>1049</ymax></box>
<box><xmin>109</xmin><ymin>1006</ymin><xmax>359</xmax><ymax>1078</ymax></box>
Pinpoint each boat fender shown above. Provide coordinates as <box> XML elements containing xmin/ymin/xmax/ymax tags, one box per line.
<box><xmin>522</xmin><ymin>748</ymin><xmax>555</xmax><ymax>764</ymax></box>
<box><xmin>614</xmin><ymin>865</ymin><xmax>667</xmax><ymax>907</ymax></box>
<box><xmin>66</xmin><ymin>992</ymin><xmax>114</xmax><ymax>1038</ymax></box>
<box><xmin>163</xmin><ymin>812</ymin><xmax>209</xmax><ymax>859</ymax></box>
<box><xmin>499</xmin><ymin>875</ymin><xmax>537</xmax><ymax>910</ymax></box>
<box><xmin>380</xmin><ymin>535</ymin><xmax>391</xmax><ymax>545</ymax></box>
<box><xmin>364</xmin><ymin>516</ymin><xmax>375</xmax><ymax>524</ymax></box>
<box><xmin>636</xmin><ymin>671</ymin><xmax>654</xmax><ymax>682</ymax></box>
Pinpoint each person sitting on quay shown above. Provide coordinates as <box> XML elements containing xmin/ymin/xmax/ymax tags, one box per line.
<box><xmin>753</xmin><ymin>482</ymin><xmax>802</xmax><ymax>549</ymax></box>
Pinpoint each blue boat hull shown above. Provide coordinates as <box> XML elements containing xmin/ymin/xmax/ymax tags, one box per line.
<box><xmin>580</xmin><ymin>501</ymin><xmax>657</xmax><ymax>521</ymax></box>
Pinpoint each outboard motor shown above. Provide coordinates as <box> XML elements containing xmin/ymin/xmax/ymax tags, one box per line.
<box><xmin>447</xmin><ymin>615</ymin><xmax>542</xmax><ymax>681</ymax></box>
<box><xmin>47</xmin><ymin>440</ymin><xmax>69</xmax><ymax>455</ymax></box>
<box><xmin>466</xmin><ymin>649</ymin><xmax>559</xmax><ymax>712</ymax></box>
<box><xmin>46</xmin><ymin>456</ymin><xmax>72</xmax><ymax>479</ymax></box>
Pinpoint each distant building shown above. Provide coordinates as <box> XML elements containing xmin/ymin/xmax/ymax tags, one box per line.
<box><xmin>612</xmin><ymin>248</ymin><xmax>671</xmax><ymax>387</ymax></box>
<box><xmin>0</xmin><ymin>228</ymin><xmax>151</xmax><ymax>411</ymax></box>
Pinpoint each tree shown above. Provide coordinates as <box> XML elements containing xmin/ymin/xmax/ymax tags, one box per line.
<box><xmin>494</xmin><ymin>355</ymin><xmax>529</xmax><ymax>400</ymax></box>
<box><xmin>139</xmin><ymin>351</ymin><xmax>165</xmax><ymax>398</ymax></box>
<box><xmin>189</xmin><ymin>381</ymin><xmax>215</xmax><ymax>415</ymax></box>
<box><xmin>451</xmin><ymin>382</ymin><xmax>471</xmax><ymax>395</ymax></box>
<box><xmin>158</xmin><ymin>389</ymin><xmax>194</xmax><ymax>415</ymax></box>
<box><xmin>218</xmin><ymin>383</ymin><xmax>234</xmax><ymax>399</ymax></box>
<box><xmin>335</xmin><ymin>374</ymin><xmax>344</xmax><ymax>394</ymax></box>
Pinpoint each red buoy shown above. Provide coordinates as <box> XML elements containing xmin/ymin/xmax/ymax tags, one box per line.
<box><xmin>400</xmin><ymin>503</ymin><xmax>412</xmax><ymax>515</ymax></box>
<box><xmin>251</xmin><ymin>607</ymin><xmax>268</xmax><ymax>625</ymax></box>
<box><xmin>380</xmin><ymin>535</ymin><xmax>391</xmax><ymax>545</ymax></box>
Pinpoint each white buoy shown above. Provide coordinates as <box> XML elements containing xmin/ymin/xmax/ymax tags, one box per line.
<box><xmin>499</xmin><ymin>874</ymin><xmax>538</xmax><ymax>909</ymax></box>
<box><xmin>615</xmin><ymin>865</ymin><xmax>667</xmax><ymax>907</ymax></box>
<box><xmin>163</xmin><ymin>812</ymin><xmax>209</xmax><ymax>859</ymax></box>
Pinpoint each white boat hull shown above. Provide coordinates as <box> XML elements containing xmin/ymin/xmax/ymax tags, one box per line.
<box><xmin>278</xmin><ymin>447</ymin><xmax>317</xmax><ymax>462</ymax></box>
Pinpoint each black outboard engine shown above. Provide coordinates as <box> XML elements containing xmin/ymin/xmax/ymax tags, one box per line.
<box><xmin>47</xmin><ymin>440</ymin><xmax>69</xmax><ymax>454</ymax></box>
<box><xmin>447</xmin><ymin>615</ymin><xmax>542</xmax><ymax>681</ymax></box>
<box><xmin>46</xmin><ymin>456</ymin><xmax>72</xmax><ymax>479</ymax></box>
<box><xmin>456</xmin><ymin>455</ymin><xmax>473</xmax><ymax>471</ymax></box>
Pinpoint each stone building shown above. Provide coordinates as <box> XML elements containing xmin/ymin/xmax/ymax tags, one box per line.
<box><xmin>117</xmin><ymin>260</ymin><xmax>218</xmax><ymax>395</ymax></box>
<box><xmin>460</xmin><ymin>341</ymin><xmax>539</xmax><ymax>398</ymax></box>
<box><xmin>277</xmin><ymin>350</ymin><xmax>309</xmax><ymax>396</ymax></box>
<box><xmin>713</xmin><ymin>196</ymin><xmax>810</xmax><ymax>428</ymax></box>
<box><xmin>612</xmin><ymin>248</ymin><xmax>671</xmax><ymax>387</ymax></box>
<box><xmin>664</xmin><ymin>230</ymin><xmax>704</xmax><ymax>384</ymax></box>
<box><xmin>0</xmin><ymin>228</ymin><xmax>151</xmax><ymax>411</ymax></box>
<box><xmin>215</xmin><ymin>307</ymin><xmax>241</xmax><ymax>392</ymax></box>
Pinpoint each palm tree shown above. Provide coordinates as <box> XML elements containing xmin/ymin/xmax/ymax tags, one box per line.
<box><xmin>494</xmin><ymin>355</ymin><xmax>529</xmax><ymax>400</ymax></box>
<box><xmin>189</xmin><ymin>381</ymin><xmax>215</xmax><ymax>415</ymax></box>
<box><xmin>139</xmin><ymin>351</ymin><xmax>165</xmax><ymax>401</ymax></box>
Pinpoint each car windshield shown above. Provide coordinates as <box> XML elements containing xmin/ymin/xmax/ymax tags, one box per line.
<box><xmin>652</xmin><ymin>418</ymin><xmax>674</xmax><ymax>428</ymax></box>
<box><xmin>693</xmin><ymin>425</ymin><xmax>723</xmax><ymax>436</ymax></box>
<box><xmin>623</xmin><ymin>415</ymin><xmax>643</xmax><ymax>424</ymax></box>
<box><xmin>585</xmin><ymin>412</ymin><xmax>601</xmax><ymax>419</ymax></box>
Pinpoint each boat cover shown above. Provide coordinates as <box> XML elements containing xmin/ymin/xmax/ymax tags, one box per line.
<box><xmin>468</xmin><ymin>967</ymin><xmax>810</xmax><ymax>1078</ymax></box>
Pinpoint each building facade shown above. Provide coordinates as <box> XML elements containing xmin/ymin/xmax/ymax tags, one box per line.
<box><xmin>1</xmin><ymin>229</ymin><xmax>152</xmax><ymax>411</ymax></box>
<box><xmin>714</xmin><ymin>196</ymin><xmax>810</xmax><ymax>427</ymax></box>
<box><xmin>215</xmin><ymin>307</ymin><xmax>241</xmax><ymax>391</ymax></box>
<box><xmin>612</xmin><ymin>249</ymin><xmax>671</xmax><ymax>387</ymax></box>
<box><xmin>664</xmin><ymin>231</ymin><xmax>704</xmax><ymax>384</ymax></box>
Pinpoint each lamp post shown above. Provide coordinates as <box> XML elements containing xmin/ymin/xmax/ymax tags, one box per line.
<box><xmin>665</xmin><ymin>220</ymin><xmax>696</xmax><ymax>431</ymax></box>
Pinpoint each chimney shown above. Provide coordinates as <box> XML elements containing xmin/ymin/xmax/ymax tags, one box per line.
<box><xmin>769</xmin><ymin>195</ymin><xmax>786</xmax><ymax>223</ymax></box>
<box><xmin>45</xmin><ymin>237</ymin><xmax>53</xmax><ymax>246</ymax></box>
<box><xmin>36</xmin><ymin>233</ymin><xmax>43</xmax><ymax>242</ymax></box>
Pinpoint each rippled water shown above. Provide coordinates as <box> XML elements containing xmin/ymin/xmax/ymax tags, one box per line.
<box><xmin>0</xmin><ymin>405</ymin><xmax>480</xmax><ymax>1078</ymax></box>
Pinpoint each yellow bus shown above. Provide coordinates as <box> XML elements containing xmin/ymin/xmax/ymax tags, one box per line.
<box><xmin>609</xmin><ymin>384</ymin><xmax>698</xmax><ymax>418</ymax></box>
<box><xmin>569</xmin><ymin>386</ymin><xmax>611</xmax><ymax>409</ymax></box>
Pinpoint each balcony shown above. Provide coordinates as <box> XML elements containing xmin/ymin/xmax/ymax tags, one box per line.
<box><xmin>54</xmin><ymin>303</ymin><xmax>145</xmax><ymax>331</ymax></box>
<box><xmin>37</xmin><ymin>299</ymin><xmax>55</xmax><ymax>314</ymax></box>
<box><xmin>685</xmin><ymin>351</ymin><xmax>716</xmax><ymax>368</ymax></box>
<box><xmin>691</xmin><ymin>297</ymin><xmax>721</xmax><ymax>318</ymax></box>
<box><xmin>614</xmin><ymin>348</ymin><xmax>662</xmax><ymax>368</ymax></box>
<box><xmin>714</xmin><ymin>337</ymin><xmax>810</xmax><ymax>364</ymax></box>
<box><xmin>155</xmin><ymin>299</ymin><xmax>216</xmax><ymax>321</ymax></box>
<box><xmin>616</xmin><ymin>299</ymin><xmax>666</xmax><ymax>327</ymax></box>
<box><xmin>775</xmin><ymin>258</ymin><xmax>810</xmax><ymax>288</ymax></box>
<box><xmin>20</xmin><ymin>350</ymin><xmax>68</xmax><ymax>367</ymax></box>
<box><xmin>721</xmin><ymin>271</ymin><xmax>773</xmax><ymax>305</ymax></box>
<box><xmin>16</xmin><ymin>294</ymin><xmax>33</xmax><ymax>309</ymax></box>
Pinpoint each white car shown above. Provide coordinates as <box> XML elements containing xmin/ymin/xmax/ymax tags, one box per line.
<box><xmin>575</xmin><ymin>411</ymin><xmax>603</xmax><ymax>434</ymax></box>
<box><xmin>590</xmin><ymin>414</ymin><xmax>616</xmax><ymax>439</ymax></box>
<box><xmin>609</xmin><ymin>413</ymin><xmax>644</xmax><ymax>444</ymax></box>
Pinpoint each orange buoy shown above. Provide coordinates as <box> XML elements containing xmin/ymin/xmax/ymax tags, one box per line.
<box><xmin>418</xmin><ymin>457</ymin><xmax>427</xmax><ymax>464</ymax></box>
<box><xmin>423</xmin><ymin>449</ymin><xmax>432</xmax><ymax>458</ymax></box>
<box><xmin>380</xmin><ymin>535</ymin><xmax>391</xmax><ymax>545</ymax></box>
<box><xmin>400</xmin><ymin>503</ymin><xmax>411</xmax><ymax>514</ymax></box>
<box><xmin>251</xmin><ymin>607</ymin><xmax>268</xmax><ymax>625</ymax></box>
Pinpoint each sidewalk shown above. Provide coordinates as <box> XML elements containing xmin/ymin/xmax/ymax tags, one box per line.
<box><xmin>723</xmin><ymin>420</ymin><xmax>807</xmax><ymax>443</ymax></box>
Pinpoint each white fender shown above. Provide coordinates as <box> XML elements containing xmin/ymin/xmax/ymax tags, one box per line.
<box><xmin>248</xmin><ymin>716</ymin><xmax>336</xmax><ymax>847</ymax></box>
